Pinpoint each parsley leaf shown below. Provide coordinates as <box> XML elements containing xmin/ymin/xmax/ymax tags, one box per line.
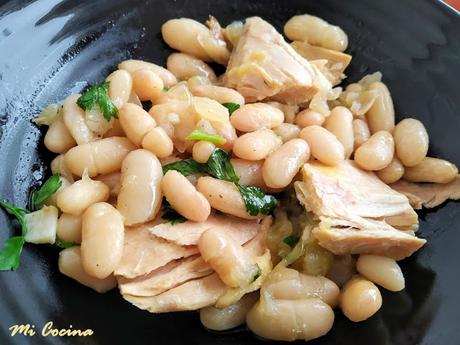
<box><xmin>55</xmin><ymin>238</ymin><xmax>75</xmax><ymax>249</ymax></box>
<box><xmin>237</xmin><ymin>185</ymin><xmax>278</xmax><ymax>216</ymax></box>
<box><xmin>30</xmin><ymin>173</ymin><xmax>62</xmax><ymax>211</ymax></box>
<box><xmin>186</xmin><ymin>130</ymin><xmax>227</xmax><ymax>145</ymax></box>
<box><xmin>282</xmin><ymin>234</ymin><xmax>300</xmax><ymax>248</ymax></box>
<box><xmin>77</xmin><ymin>81</ymin><xmax>118</xmax><ymax>121</ymax></box>
<box><xmin>251</xmin><ymin>263</ymin><xmax>262</xmax><ymax>282</ymax></box>
<box><xmin>0</xmin><ymin>201</ymin><xmax>29</xmax><ymax>271</ymax></box>
<box><xmin>222</xmin><ymin>102</ymin><xmax>240</xmax><ymax>115</ymax></box>
<box><xmin>206</xmin><ymin>149</ymin><xmax>239</xmax><ymax>182</ymax></box>
<box><xmin>161</xmin><ymin>201</ymin><xmax>186</xmax><ymax>225</ymax></box>
<box><xmin>162</xmin><ymin>159</ymin><xmax>209</xmax><ymax>177</ymax></box>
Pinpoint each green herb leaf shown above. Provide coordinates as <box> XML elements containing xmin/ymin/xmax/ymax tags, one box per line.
<box><xmin>282</xmin><ymin>234</ymin><xmax>300</xmax><ymax>248</ymax></box>
<box><xmin>161</xmin><ymin>201</ymin><xmax>186</xmax><ymax>225</ymax></box>
<box><xmin>162</xmin><ymin>159</ymin><xmax>209</xmax><ymax>177</ymax></box>
<box><xmin>222</xmin><ymin>102</ymin><xmax>240</xmax><ymax>115</ymax></box>
<box><xmin>251</xmin><ymin>263</ymin><xmax>262</xmax><ymax>282</ymax></box>
<box><xmin>206</xmin><ymin>149</ymin><xmax>239</xmax><ymax>183</ymax></box>
<box><xmin>163</xmin><ymin>86</ymin><xmax>170</xmax><ymax>92</ymax></box>
<box><xmin>186</xmin><ymin>130</ymin><xmax>227</xmax><ymax>145</ymax></box>
<box><xmin>30</xmin><ymin>173</ymin><xmax>62</xmax><ymax>211</ymax></box>
<box><xmin>77</xmin><ymin>81</ymin><xmax>118</xmax><ymax>121</ymax></box>
<box><xmin>0</xmin><ymin>201</ymin><xmax>29</xmax><ymax>271</ymax></box>
<box><xmin>237</xmin><ymin>185</ymin><xmax>278</xmax><ymax>216</ymax></box>
<box><xmin>55</xmin><ymin>238</ymin><xmax>76</xmax><ymax>249</ymax></box>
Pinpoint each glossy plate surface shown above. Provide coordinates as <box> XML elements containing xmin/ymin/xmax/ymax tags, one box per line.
<box><xmin>0</xmin><ymin>0</ymin><xmax>460</xmax><ymax>344</ymax></box>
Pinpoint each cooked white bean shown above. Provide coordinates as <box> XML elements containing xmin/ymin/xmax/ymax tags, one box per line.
<box><xmin>231</xmin><ymin>158</ymin><xmax>265</xmax><ymax>188</ymax></box>
<box><xmin>324</xmin><ymin>106</ymin><xmax>354</xmax><ymax>158</ymax></box>
<box><xmin>44</xmin><ymin>115</ymin><xmax>76</xmax><ymax>153</ymax></box>
<box><xmin>231</xmin><ymin>103</ymin><xmax>284</xmax><ymax>132</ymax></box>
<box><xmin>199</xmin><ymin>228</ymin><xmax>257</xmax><ymax>287</ymax></box>
<box><xmin>376</xmin><ymin>157</ymin><xmax>405</xmax><ymax>184</ymax></box>
<box><xmin>94</xmin><ymin>172</ymin><xmax>121</xmax><ymax>197</ymax></box>
<box><xmin>340</xmin><ymin>275</ymin><xmax>382</xmax><ymax>322</ymax></box>
<box><xmin>162</xmin><ymin>18</ymin><xmax>211</xmax><ymax>61</ymax></box>
<box><xmin>284</xmin><ymin>14</ymin><xmax>348</xmax><ymax>51</ymax></box>
<box><xmin>167</xmin><ymin>53</ymin><xmax>217</xmax><ymax>82</ymax></box>
<box><xmin>106</xmin><ymin>69</ymin><xmax>133</xmax><ymax>108</ymax></box>
<box><xmin>59</xmin><ymin>246</ymin><xmax>116</xmax><ymax>293</ymax></box>
<box><xmin>262</xmin><ymin>139</ymin><xmax>310</xmax><ymax>188</ymax></box>
<box><xmin>81</xmin><ymin>202</ymin><xmax>124</xmax><ymax>279</ymax></box>
<box><xmin>193</xmin><ymin>141</ymin><xmax>215</xmax><ymax>163</ymax></box>
<box><xmin>64</xmin><ymin>137</ymin><xmax>136</xmax><ymax>177</ymax></box>
<box><xmin>51</xmin><ymin>154</ymin><xmax>74</xmax><ymax>182</ymax></box>
<box><xmin>56</xmin><ymin>175</ymin><xmax>109</xmax><ymax>216</ymax></box>
<box><xmin>118</xmin><ymin>103</ymin><xmax>157</xmax><ymax>146</ymax></box>
<box><xmin>393</xmin><ymin>118</ymin><xmax>429</xmax><ymax>167</ymax></box>
<box><xmin>357</xmin><ymin>255</ymin><xmax>405</xmax><ymax>291</ymax></box>
<box><xmin>354</xmin><ymin>131</ymin><xmax>394</xmax><ymax>171</ymax></box>
<box><xmin>403</xmin><ymin>157</ymin><xmax>458</xmax><ymax>184</ymax></box>
<box><xmin>162</xmin><ymin>170</ymin><xmax>210</xmax><ymax>222</ymax></box>
<box><xmin>103</xmin><ymin>119</ymin><xmax>125</xmax><ymax>138</ymax></box>
<box><xmin>247</xmin><ymin>297</ymin><xmax>334</xmax><ymax>341</ymax></box>
<box><xmin>200</xmin><ymin>293</ymin><xmax>258</xmax><ymax>331</ymax></box>
<box><xmin>196</xmin><ymin>176</ymin><xmax>255</xmax><ymax>220</ymax></box>
<box><xmin>366</xmin><ymin>82</ymin><xmax>395</xmax><ymax>133</ymax></box>
<box><xmin>233</xmin><ymin>129</ymin><xmax>282</xmax><ymax>161</ymax></box>
<box><xmin>212</xmin><ymin>120</ymin><xmax>238</xmax><ymax>152</ymax></box>
<box><xmin>57</xmin><ymin>213</ymin><xmax>82</xmax><ymax>243</ymax></box>
<box><xmin>142</xmin><ymin>127</ymin><xmax>174</xmax><ymax>158</ymax></box>
<box><xmin>191</xmin><ymin>84</ymin><xmax>245</xmax><ymax>106</ymax></box>
<box><xmin>295</xmin><ymin>109</ymin><xmax>325</xmax><ymax>128</ymax></box>
<box><xmin>352</xmin><ymin>118</ymin><xmax>371</xmax><ymax>150</ymax></box>
<box><xmin>267</xmin><ymin>102</ymin><xmax>299</xmax><ymax>124</ymax></box>
<box><xmin>131</xmin><ymin>69</ymin><xmax>164</xmax><ymax>102</ymax></box>
<box><xmin>272</xmin><ymin>123</ymin><xmax>300</xmax><ymax>142</ymax></box>
<box><xmin>117</xmin><ymin>149</ymin><xmax>163</xmax><ymax>225</ymax></box>
<box><xmin>62</xmin><ymin>94</ymin><xmax>97</xmax><ymax>144</ymax></box>
<box><xmin>118</xmin><ymin>59</ymin><xmax>177</xmax><ymax>87</ymax></box>
<box><xmin>265</xmin><ymin>267</ymin><xmax>339</xmax><ymax>307</ymax></box>
<box><xmin>299</xmin><ymin>125</ymin><xmax>345</xmax><ymax>166</ymax></box>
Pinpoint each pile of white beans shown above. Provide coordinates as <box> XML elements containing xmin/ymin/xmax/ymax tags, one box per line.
<box><xmin>37</xmin><ymin>13</ymin><xmax>458</xmax><ymax>342</ymax></box>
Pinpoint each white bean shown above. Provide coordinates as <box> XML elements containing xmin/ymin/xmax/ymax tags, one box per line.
<box><xmin>192</xmin><ymin>141</ymin><xmax>215</xmax><ymax>163</ymax></box>
<box><xmin>324</xmin><ymin>106</ymin><xmax>354</xmax><ymax>158</ymax></box>
<box><xmin>230</xmin><ymin>103</ymin><xmax>284</xmax><ymax>132</ymax></box>
<box><xmin>354</xmin><ymin>131</ymin><xmax>394</xmax><ymax>171</ymax></box>
<box><xmin>376</xmin><ymin>157</ymin><xmax>405</xmax><ymax>184</ymax></box>
<box><xmin>162</xmin><ymin>170</ymin><xmax>211</xmax><ymax>222</ymax></box>
<box><xmin>299</xmin><ymin>125</ymin><xmax>345</xmax><ymax>166</ymax></box>
<box><xmin>262</xmin><ymin>139</ymin><xmax>310</xmax><ymax>188</ymax></box>
<box><xmin>57</xmin><ymin>213</ymin><xmax>82</xmax><ymax>243</ymax></box>
<box><xmin>132</xmin><ymin>69</ymin><xmax>164</xmax><ymax>102</ymax></box>
<box><xmin>233</xmin><ymin>129</ymin><xmax>282</xmax><ymax>161</ymax></box>
<box><xmin>295</xmin><ymin>109</ymin><xmax>325</xmax><ymax>128</ymax></box>
<box><xmin>352</xmin><ymin>118</ymin><xmax>371</xmax><ymax>150</ymax></box>
<box><xmin>142</xmin><ymin>127</ymin><xmax>174</xmax><ymax>158</ymax></box>
<box><xmin>117</xmin><ymin>149</ymin><xmax>163</xmax><ymax>225</ymax></box>
<box><xmin>191</xmin><ymin>84</ymin><xmax>245</xmax><ymax>106</ymax></box>
<box><xmin>366</xmin><ymin>82</ymin><xmax>395</xmax><ymax>133</ymax></box>
<box><xmin>231</xmin><ymin>159</ymin><xmax>265</xmax><ymax>188</ymax></box>
<box><xmin>167</xmin><ymin>53</ymin><xmax>217</xmax><ymax>82</ymax></box>
<box><xmin>81</xmin><ymin>202</ymin><xmax>124</xmax><ymax>279</ymax></box>
<box><xmin>403</xmin><ymin>157</ymin><xmax>458</xmax><ymax>184</ymax></box>
<box><xmin>118</xmin><ymin>103</ymin><xmax>157</xmax><ymax>146</ymax></box>
<box><xmin>393</xmin><ymin>118</ymin><xmax>429</xmax><ymax>167</ymax></box>
<box><xmin>59</xmin><ymin>246</ymin><xmax>116</xmax><ymax>293</ymax></box>
<box><xmin>62</xmin><ymin>94</ymin><xmax>97</xmax><ymax>144</ymax></box>
<box><xmin>272</xmin><ymin>123</ymin><xmax>301</xmax><ymax>143</ymax></box>
<box><xmin>356</xmin><ymin>255</ymin><xmax>405</xmax><ymax>291</ymax></box>
<box><xmin>106</xmin><ymin>69</ymin><xmax>133</xmax><ymax>109</ymax></box>
<box><xmin>118</xmin><ymin>59</ymin><xmax>177</xmax><ymax>87</ymax></box>
<box><xmin>44</xmin><ymin>115</ymin><xmax>76</xmax><ymax>153</ymax></box>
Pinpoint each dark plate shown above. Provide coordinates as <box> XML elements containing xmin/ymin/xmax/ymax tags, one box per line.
<box><xmin>1</xmin><ymin>0</ymin><xmax>460</xmax><ymax>344</ymax></box>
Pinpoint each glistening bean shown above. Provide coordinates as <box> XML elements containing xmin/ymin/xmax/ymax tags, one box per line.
<box><xmin>272</xmin><ymin>123</ymin><xmax>300</xmax><ymax>143</ymax></box>
<box><xmin>59</xmin><ymin>246</ymin><xmax>117</xmax><ymax>293</ymax></box>
<box><xmin>193</xmin><ymin>141</ymin><xmax>215</xmax><ymax>163</ymax></box>
<box><xmin>106</xmin><ymin>69</ymin><xmax>133</xmax><ymax>109</ymax></box>
<box><xmin>132</xmin><ymin>69</ymin><xmax>164</xmax><ymax>102</ymax></box>
<box><xmin>230</xmin><ymin>103</ymin><xmax>284</xmax><ymax>132</ymax></box>
<box><xmin>117</xmin><ymin>149</ymin><xmax>163</xmax><ymax>225</ymax></box>
<box><xmin>118</xmin><ymin>59</ymin><xmax>177</xmax><ymax>87</ymax></box>
<box><xmin>167</xmin><ymin>53</ymin><xmax>217</xmax><ymax>82</ymax></box>
<box><xmin>231</xmin><ymin>159</ymin><xmax>265</xmax><ymax>188</ymax></box>
<box><xmin>57</xmin><ymin>213</ymin><xmax>82</xmax><ymax>244</ymax></box>
<box><xmin>295</xmin><ymin>109</ymin><xmax>325</xmax><ymax>128</ymax></box>
<box><xmin>64</xmin><ymin>137</ymin><xmax>136</xmax><ymax>177</ymax></box>
<box><xmin>118</xmin><ymin>103</ymin><xmax>157</xmax><ymax>146</ymax></box>
<box><xmin>403</xmin><ymin>157</ymin><xmax>458</xmax><ymax>184</ymax></box>
<box><xmin>393</xmin><ymin>118</ymin><xmax>429</xmax><ymax>167</ymax></box>
<box><xmin>62</xmin><ymin>94</ymin><xmax>97</xmax><ymax>144</ymax></box>
<box><xmin>44</xmin><ymin>115</ymin><xmax>76</xmax><ymax>154</ymax></box>
<box><xmin>142</xmin><ymin>127</ymin><xmax>174</xmax><ymax>158</ymax></box>
<box><xmin>299</xmin><ymin>125</ymin><xmax>345</xmax><ymax>166</ymax></box>
<box><xmin>191</xmin><ymin>85</ymin><xmax>245</xmax><ymax>106</ymax></box>
<box><xmin>162</xmin><ymin>170</ymin><xmax>211</xmax><ymax>222</ymax></box>
<box><xmin>262</xmin><ymin>139</ymin><xmax>310</xmax><ymax>188</ymax></box>
<box><xmin>354</xmin><ymin>131</ymin><xmax>394</xmax><ymax>171</ymax></box>
<box><xmin>356</xmin><ymin>255</ymin><xmax>405</xmax><ymax>292</ymax></box>
<box><xmin>352</xmin><ymin>119</ymin><xmax>371</xmax><ymax>150</ymax></box>
<box><xmin>81</xmin><ymin>202</ymin><xmax>124</xmax><ymax>279</ymax></box>
<box><xmin>366</xmin><ymin>82</ymin><xmax>395</xmax><ymax>133</ymax></box>
<box><xmin>233</xmin><ymin>129</ymin><xmax>282</xmax><ymax>161</ymax></box>
<box><xmin>376</xmin><ymin>157</ymin><xmax>404</xmax><ymax>184</ymax></box>
<box><xmin>324</xmin><ymin>106</ymin><xmax>354</xmax><ymax>158</ymax></box>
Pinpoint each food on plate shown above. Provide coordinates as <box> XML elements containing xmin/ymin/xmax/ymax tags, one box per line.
<box><xmin>1</xmin><ymin>12</ymin><xmax>459</xmax><ymax>343</ymax></box>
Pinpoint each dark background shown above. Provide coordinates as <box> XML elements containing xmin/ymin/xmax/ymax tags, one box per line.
<box><xmin>0</xmin><ymin>0</ymin><xmax>460</xmax><ymax>344</ymax></box>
